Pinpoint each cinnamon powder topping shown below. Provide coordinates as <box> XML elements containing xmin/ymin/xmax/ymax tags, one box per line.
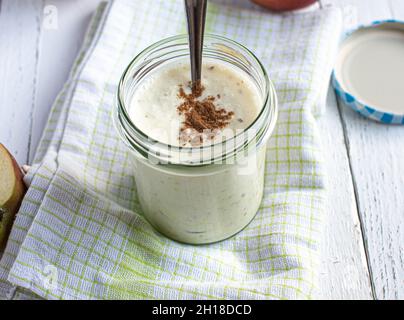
<box><xmin>177</xmin><ymin>81</ymin><xmax>234</xmax><ymax>145</ymax></box>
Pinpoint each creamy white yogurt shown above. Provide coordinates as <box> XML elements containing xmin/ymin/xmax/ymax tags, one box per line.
<box><xmin>134</xmin><ymin>148</ymin><xmax>266</xmax><ymax>244</ymax></box>
<box><xmin>129</xmin><ymin>59</ymin><xmax>261</xmax><ymax>146</ymax></box>
<box><xmin>127</xmin><ymin>58</ymin><xmax>267</xmax><ymax>244</ymax></box>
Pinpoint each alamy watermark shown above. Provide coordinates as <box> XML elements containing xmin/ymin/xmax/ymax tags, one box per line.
<box><xmin>43</xmin><ymin>264</ymin><xmax>58</xmax><ymax>290</ymax></box>
<box><xmin>143</xmin><ymin>124</ymin><xmax>263</xmax><ymax>175</ymax></box>
<box><xmin>43</xmin><ymin>5</ymin><xmax>58</xmax><ymax>30</ymax></box>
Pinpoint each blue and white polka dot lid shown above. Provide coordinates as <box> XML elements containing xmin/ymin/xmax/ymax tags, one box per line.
<box><xmin>332</xmin><ymin>20</ymin><xmax>404</xmax><ymax>124</ymax></box>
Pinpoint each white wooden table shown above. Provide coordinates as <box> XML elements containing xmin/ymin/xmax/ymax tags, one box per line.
<box><xmin>0</xmin><ymin>0</ymin><xmax>403</xmax><ymax>300</ymax></box>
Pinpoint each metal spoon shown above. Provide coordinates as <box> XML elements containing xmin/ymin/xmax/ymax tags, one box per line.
<box><xmin>184</xmin><ymin>0</ymin><xmax>207</xmax><ymax>88</ymax></box>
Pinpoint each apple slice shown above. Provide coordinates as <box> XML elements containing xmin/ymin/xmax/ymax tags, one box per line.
<box><xmin>252</xmin><ymin>0</ymin><xmax>317</xmax><ymax>11</ymax></box>
<box><xmin>0</xmin><ymin>144</ymin><xmax>26</xmax><ymax>251</ymax></box>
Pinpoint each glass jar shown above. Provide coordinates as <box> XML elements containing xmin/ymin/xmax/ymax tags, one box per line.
<box><xmin>114</xmin><ymin>34</ymin><xmax>277</xmax><ymax>244</ymax></box>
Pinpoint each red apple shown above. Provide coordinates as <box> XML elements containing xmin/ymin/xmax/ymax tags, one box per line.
<box><xmin>252</xmin><ymin>0</ymin><xmax>317</xmax><ymax>11</ymax></box>
<box><xmin>0</xmin><ymin>144</ymin><xmax>26</xmax><ymax>251</ymax></box>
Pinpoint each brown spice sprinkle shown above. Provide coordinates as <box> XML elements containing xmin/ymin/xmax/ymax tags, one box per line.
<box><xmin>177</xmin><ymin>81</ymin><xmax>234</xmax><ymax>144</ymax></box>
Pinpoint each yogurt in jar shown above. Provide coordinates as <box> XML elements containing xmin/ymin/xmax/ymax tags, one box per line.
<box><xmin>127</xmin><ymin>59</ymin><xmax>266</xmax><ymax>243</ymax></box>
<box><xmin>116</xmin><ymin>35</ymin><xmax>276</xmax><ymax>244</ymax></box>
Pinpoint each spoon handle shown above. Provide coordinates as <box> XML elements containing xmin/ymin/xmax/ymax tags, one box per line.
<box><xmin>184</xmin><ymin>0</ymin><xmax>207</xmax><ymax>86</ymax></box>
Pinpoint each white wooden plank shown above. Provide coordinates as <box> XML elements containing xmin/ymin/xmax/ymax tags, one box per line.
<box><xmin>0</xmin><ymin>0</ymin><xmax>43</xmax><ymax>164</ymax></box>
<box><xmin>30</xmin><ymin>0</ymin><xmax>102</xmax><ymax>162</ymax></box>
<box><xmin>317</xmin><ymin>88</ymin><xmax>373</xmax><ymax>299</ymax></box>
<box><xmin>322</xmin><ymin>0</ymin><xmax>404</xmax><ymax>299</ymax></box>
<box><xmin>390</xmin><ymin>0</ymin><xmax>404</xmax><ymax>19</ymax></box>
<box><xmin>322</xmin><ymin>0</ymin><xmax>391</xmax><ymax>24</ymax></box>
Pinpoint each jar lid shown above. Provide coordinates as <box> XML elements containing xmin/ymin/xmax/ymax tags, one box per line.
<box><xmin>332</xmin><ymin>20</ymin><xmax>404</xmax><ymax>124</ymax></box>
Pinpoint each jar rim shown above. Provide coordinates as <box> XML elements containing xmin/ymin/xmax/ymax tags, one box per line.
<box><xmin>115</xmin><ymin>33</ymin><xmax>278</xmax><ymax>166</ymax></box>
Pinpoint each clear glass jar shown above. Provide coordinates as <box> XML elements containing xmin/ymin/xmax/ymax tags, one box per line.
<box><xmin>114</xmin><ymin>34</ymin><xmax>277</xmax><ymax>244</ymax></box>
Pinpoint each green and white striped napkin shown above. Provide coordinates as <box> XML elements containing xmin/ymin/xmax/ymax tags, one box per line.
<box><xmin>0</xmin><ymin>0</ymin><xmax>341</xmax><ymax>300</ymax></box>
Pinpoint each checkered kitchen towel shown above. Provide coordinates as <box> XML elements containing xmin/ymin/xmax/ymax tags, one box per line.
<box><xmin>0</xmin><ymin>0</ymin><xmax>341</xmax><ymax>300</ymax></box>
